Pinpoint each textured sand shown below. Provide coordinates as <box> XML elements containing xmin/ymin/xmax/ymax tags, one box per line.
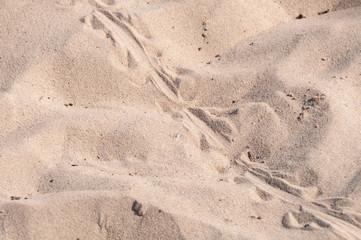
<box><xmin>1</xmin><ymin>0</ymin><xmax>361</xmax><ymax>239</ymax></box>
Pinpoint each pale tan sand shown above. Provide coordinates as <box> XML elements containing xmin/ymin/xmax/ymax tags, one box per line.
<box><xmin>1</xmin><ymin>0</ymin><xmax>361</xmax><ymax>239</ymax></box>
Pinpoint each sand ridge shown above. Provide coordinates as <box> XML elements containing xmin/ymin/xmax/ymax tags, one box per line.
<box><xmin>0</xmin><ymin>0</ymin><xmax>361</xmax><ymax>239</ymax></box>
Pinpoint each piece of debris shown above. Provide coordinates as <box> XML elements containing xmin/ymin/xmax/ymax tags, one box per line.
<box><xmin>132</xmin><ymin>200</ymin><xmax>146</xmax><ymax>216</ymax></box>
<box><xmin>318</xmin><ymin>9</ymin><xmax>329</xmax><ymax>15</ymax></box>
<box><xmin>247</xmin><ymin>151</ymin><xmax>253</xmax><ymax>161</ymax></box>
<box><xmin>296</xmin><ymin>14</ymin><xmax>306</xmax><ymax>19</ymax></box>
<box><xmin>10</xmin><ymin>196</ymin><xmax>21</xmax><ymax>200</ymax></box>
<box><xmin>297</xmin><ymin>112</ymin><xmax>304</xmax><ymax>121</ymax></box>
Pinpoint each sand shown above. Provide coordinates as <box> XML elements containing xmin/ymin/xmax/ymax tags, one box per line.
<box><xmin>0</xmin><ymin>0</ymin><xmax>361</xmax><ymax>239</ymax></box>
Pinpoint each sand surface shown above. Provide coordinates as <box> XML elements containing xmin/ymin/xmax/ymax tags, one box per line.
<box><xmin>1</xmin><ymin>0</ymin><xmax>361</xmax><ymax>239</ymax></box>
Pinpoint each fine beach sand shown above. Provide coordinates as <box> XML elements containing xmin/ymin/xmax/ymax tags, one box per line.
<box><xmin>1</xmin><ymin>0</ymin><xmax>361</xmax><ymax>239</ymax></box>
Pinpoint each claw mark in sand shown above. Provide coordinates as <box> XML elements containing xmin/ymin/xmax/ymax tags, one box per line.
<box><xmin>85</xmin><ymin>9</ymin><xmax>180</xmax><ymax>102</ymax></box>
<box><xmin>82</xmin><ymin>6</ymin><xmax>239</xmax><ymax>150</ymax></box>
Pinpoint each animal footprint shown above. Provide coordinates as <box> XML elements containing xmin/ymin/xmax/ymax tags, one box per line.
<box><xmin>282</xmin><ymin>208</ymin><xmax>330</xmax><ymax>230</ymax></box>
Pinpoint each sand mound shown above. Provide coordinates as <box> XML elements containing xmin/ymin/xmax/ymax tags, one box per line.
<box><xmin>1</xmin><ymin>0</ymin><xmax>361</xmax><ymax>239</ymax></box>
